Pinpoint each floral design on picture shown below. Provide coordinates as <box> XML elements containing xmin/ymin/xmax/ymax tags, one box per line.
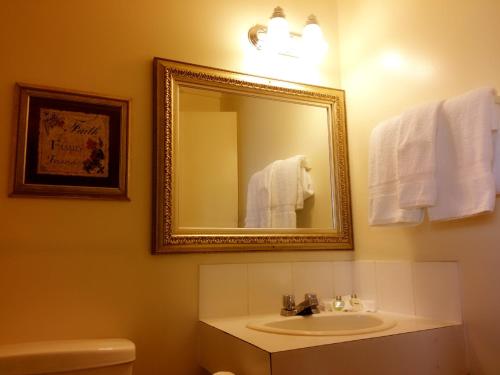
<box><xmin>84</xmin><ymin>137</ymin><xmax>106</xmax><ymax>175</ymax></box>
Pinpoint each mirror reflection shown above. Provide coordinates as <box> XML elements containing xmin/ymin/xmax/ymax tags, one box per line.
<box><xmin>178</xmin><ymin>86</ymin><xmax>335</xmax><ymax>229</ymax></box>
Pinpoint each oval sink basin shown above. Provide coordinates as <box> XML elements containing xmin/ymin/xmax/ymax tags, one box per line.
<box><xmin>247</xmin><ymin>313</ymin><xmax>396</xmax><ymax>336</ymax></box>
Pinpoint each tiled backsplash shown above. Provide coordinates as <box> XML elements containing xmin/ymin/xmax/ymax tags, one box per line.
<box><xmin>199</xmin><ymin>261</ymin><xmax>462</xmax><ymax>323</ymax></box>
<box><xmin>375</xmin><ymin>261</ymin><xmax>415</xmax><ymax>315</ymax></box>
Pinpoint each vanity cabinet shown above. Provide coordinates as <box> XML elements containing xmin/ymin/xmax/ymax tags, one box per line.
<box><xmin>199</xmin><ymin>320</ymin><xmax>467</xmax><ymax>375</ymax></box>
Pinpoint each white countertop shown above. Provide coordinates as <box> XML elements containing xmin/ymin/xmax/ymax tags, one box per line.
<box><xmin>200</xmin><ymin>311</ymin><xmax>461</xmax><ymax>353</ymax></box>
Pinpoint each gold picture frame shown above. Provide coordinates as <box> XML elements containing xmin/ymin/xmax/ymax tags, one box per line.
<box><xmin>10</xmin><ymin>83</ymin><xmax>130</xmax><ymax>200</ymax></box>
<box><xmin>153</xmin><ymin>58</ymin><xmax>353</xmax><ymax>253</ymax></box>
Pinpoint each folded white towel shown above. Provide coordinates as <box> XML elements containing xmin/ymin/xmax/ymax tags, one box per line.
<box><xmin>271</xmin><ymin>155</ymin><xmax>313</xmax><ymax>227</ymax></box>
<box><xmin>428</xmin><ymin>88</ymin><xmax>497</xmax><ymax>221</ymax></box>
<box><xmin>369</xmin><ymin>117</ymin><xmax>424</xmax><ymax>226</ymax></box>
<box><xmin>245</xmin><ymin>155</ymin><xmax>314</xmax><ymax>228</ymax></box>
<box><xmin>492</xmin><ymin>102</ymin><xmax>500</xmax><ymax>193</ymax></box>
<box><xmin>294</xmin><ymin>156</ymin><xmax>314</xmax><ymax>210</ymax></box>
<box><xmin>301</xmin><ymin>168</ymin><xmax>314</xmax><ymax>203</ymax></box>
<box><xmin>397</xmin><ymin>101</ymin><xmax>441</xmax><ymax>209</ymax></box>
<box><xmin>270</xmin><ymin>158</ymin><xmax>298</xmax><ymax>228</ymax></box>
<box><xmin>244</xmin><ymin>162</ymin><xmax>274</xmax><ymax>228</ymax></box>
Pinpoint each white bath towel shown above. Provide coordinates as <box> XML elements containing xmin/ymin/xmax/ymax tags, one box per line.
<box><xmin>245</xmin><ymin>155</ymin><xmax>314</xmax><ymax>228</ymax></box>
<box><xmin>244</xmin><ymin>162</ymin><xmax>275</xmax><ymax>228</ymax></box>
<box><xmin>271</xmin><ymin>155</ymin><xmax>314</xmax><ymax>227</ymax></box>
<box><xmin>301</xmin><ymin>168</ymin><xmax>315</xmax><ymax>205</ymax></box>
<box><xmin>369</xmin><ymin>116</ymin><xmax>424</xmax><ymax>226</ymax></box>
<box><xmin>492</xmin><ymin>101</ymin><xmax>500</xmax><ymax>193</ymax></box>
<box><xmin>428</xmin><ymin>88</ymin><xmax>497</xmax><ymax>221</ymax></box>
<box><xmin>397</xmin><ymin>101</ymin><xmax>441</xmax><ymax>209</ymax></box>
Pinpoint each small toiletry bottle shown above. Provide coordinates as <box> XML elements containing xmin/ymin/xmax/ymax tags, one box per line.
<box><xmin>350</xmin><ymin>293</ymin><xmax>363</xmax><ymax>312</ymax></box>
<box><xmin>333</xmin><ymin>295</ymin><xmax>345</xmax><ymax>311</ymax></box>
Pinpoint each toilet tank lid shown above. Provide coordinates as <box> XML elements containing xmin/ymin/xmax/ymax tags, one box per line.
<box><xmin>0</xmin><ymin>339</ymin><xmax>135</xmax><ymax>375</ymax></box>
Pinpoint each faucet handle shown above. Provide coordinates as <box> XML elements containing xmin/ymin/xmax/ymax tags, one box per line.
<box><xmin>282</xmin><ymin>294</ymin><xmax>296</xmax><ymax>310</ymax></box>
<box><xmin>304</xmin><ymin>293</ymin><xmax>318</xmax><ymax>305</ymax></box>
<box><xmin>281</xmin><ymin>294</ymin><xmax>297</xmax><ymax>316</ymax></box>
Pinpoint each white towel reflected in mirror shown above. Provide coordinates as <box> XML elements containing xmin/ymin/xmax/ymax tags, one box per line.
<box><xmin>245</xmin><ymin>155</ymin><xmax>314</xmax><ymax>228</ymax></box>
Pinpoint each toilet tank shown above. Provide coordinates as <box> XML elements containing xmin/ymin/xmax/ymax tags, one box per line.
<box><xmin>0</xmin><ymin>339</ymin><xmax>135</xmax><ymax>375</ymax></box>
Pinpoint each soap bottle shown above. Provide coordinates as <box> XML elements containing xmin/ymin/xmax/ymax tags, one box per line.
<box><xmin>350</xmin><ymin>293</ymin><xmax>363</xmax><ymax>312</ymax></box>
<box><xmin>333</xmin><ymin>295</ymin><xmax>345</xmax><ymax>311</ymax></box>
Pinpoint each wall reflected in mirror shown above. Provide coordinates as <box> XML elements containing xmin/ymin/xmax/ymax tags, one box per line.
<box><xmin>178</xmin><ymin>86</ymin><xmax>335</xmax><ymax>230</ymax></box>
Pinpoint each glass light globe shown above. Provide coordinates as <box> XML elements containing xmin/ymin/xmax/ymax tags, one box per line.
<box><xmin>301</xmin><ymin>16</ymin><xmax>328</xmax><ymax>61</ymax></box>
<box><xmin>266</xmin><ymin>7</ymin><xmax>290</xmax><ymax>54</ymax></box>
<box><xmin>303</xmin><ymin>22</ymin><xmax>323</xmax><ymax>43</ymax></box>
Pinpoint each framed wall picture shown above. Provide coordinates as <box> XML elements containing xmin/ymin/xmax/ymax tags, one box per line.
<box><xmin>10</xmin><ymin>83</ymin><xmax>130</xmax><ymax>200</ymax></box>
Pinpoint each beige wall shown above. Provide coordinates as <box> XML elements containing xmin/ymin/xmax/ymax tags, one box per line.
<box><xmin>178</xmin><ymin>112</ymin><xmax>238</xmax><ymax>228</ymax></box>
<box><xmin>179</xmin><ymin>90</ymin><xmax>239</xmax><ymax>227</ymax></box>
<box><xmin>179</xmin><ymin>90</ymin><xmax>241</xmax><ymax>228</ymax></box>
<box><xmin>180</xmin><ymin>88</ymin><xmax>223</xmax><ymax>112</ymax></box>
<box><xmin>0</xmin><ymin>1</ymin><xmax>347</xmax><ymax>375</ymax></box>
<box><xmin>337</xmin><ymin>0</ymin><xmax>500</xmax><ymax>373</ymax></box>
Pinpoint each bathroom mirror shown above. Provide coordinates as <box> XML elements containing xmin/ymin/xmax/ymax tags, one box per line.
<box><xmin>153</xmin><ymin>58</ymin><xmax>353</xmax><ymax>253</ymax></box>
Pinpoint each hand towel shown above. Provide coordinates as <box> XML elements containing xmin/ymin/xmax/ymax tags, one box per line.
<box><xmin>244</xmin><ymin>162</ymin><xmax>275</xmax><ymax>228</ymax></box>
<box><xmin>270</xmin><ymin>158</ymin><xmax>298</xmax><ymax>227</ymax></box>
<box><xmin>492</xmin><ymin>102</ymin><xmax>500</xmax><ymax>193</ymax></box>
<box><xmin>301</xmin><ymin>168</ymin><xmax>314</xmax><ymax>203</ymax></box>
<box><xmin>397</xmin><ymin>101</ymin><xmax>441</xmax><ymax>209</ymax></box>
<box><xmin>295</xmin><ymin>156</ymin><xmax>314</xmax><ymax>210</ymax></box>
<box><xmin>428</xmin><ymin>88</ymin><xmax>497</xmax><ymax>221</ymax></box>
<box><xmin>270</xmin><ymin>155</ymin><xmax>313</xmax><ymax>227</ymax></box>
<box><xmin>369</xmin><ymin>117</ymin><xmax>424</xmax><ymax>226</ymax></box>
<box><xmin>244</xmin><ymin>155</ymin><xmax>314</xmax><ymax>228</ymax></box>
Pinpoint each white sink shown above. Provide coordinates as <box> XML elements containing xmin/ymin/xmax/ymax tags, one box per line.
<box><xmin>247</xmin><ymin>312</ymin><xmax>396</xmax><ymax>336</ymax></box>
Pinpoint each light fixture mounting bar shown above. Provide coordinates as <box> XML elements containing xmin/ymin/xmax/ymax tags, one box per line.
<box><xmin>247</xmin><ymin>24</ymin><xmax>302</xmax><ymax>57</ymax></box>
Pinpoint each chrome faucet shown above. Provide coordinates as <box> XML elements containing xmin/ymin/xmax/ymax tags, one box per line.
<box><xmin>281</xmin><ymin>293</ymin><xmax>320</xmax><ymax>316</ymax></box>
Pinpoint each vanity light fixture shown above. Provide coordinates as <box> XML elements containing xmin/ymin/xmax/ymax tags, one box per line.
<box><xmin>248</xmin><ymin>6</ymin><xmax>328</xmax><ymax>59</ymax></box>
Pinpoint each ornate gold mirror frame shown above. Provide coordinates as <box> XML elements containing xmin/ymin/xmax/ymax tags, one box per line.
<box><xmin>153</xmin><ymin>58</ymin><xmax>353</xmax><ymax>253</ymax></box>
